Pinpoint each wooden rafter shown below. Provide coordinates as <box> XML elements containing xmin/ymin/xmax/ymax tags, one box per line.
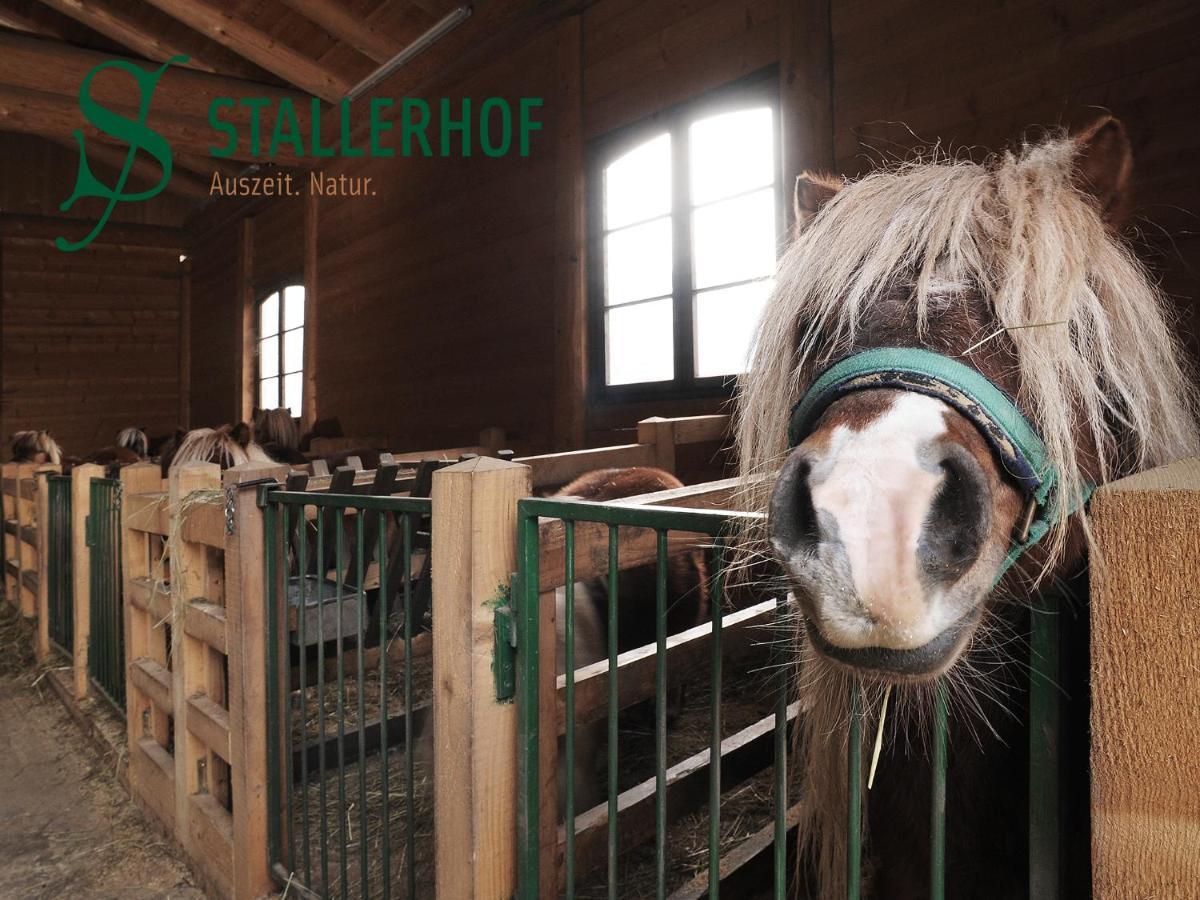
<box><xmin>48</xmin><ymin>134</ymin><xmax>209</xmax><ymax>196</ymax></box>
<box><xmin>139</xmin><ymin>0</ymin><xmax>350</xmax><ymax>101</ymax></box>
<box><xmin>0</xmin><ymin>0</ymin><xmax>69</xmax><ymax>38</ymax></box>
<box><xmin>35</xmin><ymin>0</ymin><xmax>221</xmax><ymax>72</ymax></box>
<box><xmin>279</xmin><ymin>0</ymin><xmax>402</xmax><ymax>64</ymax></box>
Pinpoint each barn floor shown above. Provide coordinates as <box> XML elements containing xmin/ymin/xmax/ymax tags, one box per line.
<box><xmin>0</xmin><ymin>611</ymin><xmax>205</xmax><ymax>899</ymax></box>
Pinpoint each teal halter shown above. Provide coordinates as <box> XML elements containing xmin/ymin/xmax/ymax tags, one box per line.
<box><xmin>787</xmin><ymin>347</ymin><xmax>1093</xmax><ymax>580</ymax></box>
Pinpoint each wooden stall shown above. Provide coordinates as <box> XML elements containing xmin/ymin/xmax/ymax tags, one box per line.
<box><xmin>2</xmin><ymin>461</ymin><xmax>52</xmax><ymax>619</ymax></box>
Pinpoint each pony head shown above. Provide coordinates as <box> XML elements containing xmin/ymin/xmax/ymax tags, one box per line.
<box><xmin>10</xmin><ymin>430</ymin><xmax>63</xmax><ymax>465</ymax></box>
<box><xmin>165</xmin><ymin>422</ymin><xmax>272</xmax><ymax>472</ymax></box>
<box><xmin>117</xmin><ymin>426</ymin><xmax>149</xmax><ymax>458</ymax></box>
<box><xmin>738</xmin><ymin>117</ymin><xmax>1199</xmax><ymax>680</ymax></box>
<box><xmin>253</xmin><ymin>407</ymin><xmax>300</xmax><ymax>450</ymax></box>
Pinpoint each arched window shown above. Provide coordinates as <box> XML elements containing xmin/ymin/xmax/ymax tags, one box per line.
<box><xmin>589</xmin><ymin>72</ymin><xmax>781</xmax><ymax>400</ymax></box>
<box><xmin>257</xmin><ymin>284</ymin><xmax>305</xmax><ymax>416</ymax></box>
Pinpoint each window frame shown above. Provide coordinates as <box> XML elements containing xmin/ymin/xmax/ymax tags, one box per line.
<box><xmin>255</xmin><ymin>279</ymin><xmax>306</xmax><ymax>418</ymax></box>
<box><xmin>586</xmin><ymin>67</ymin><xmax>783</xmax><ymax>405</ymax></box>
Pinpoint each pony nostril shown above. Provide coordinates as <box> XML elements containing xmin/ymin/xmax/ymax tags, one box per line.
<box><xmin>768</xmin><ymin>452</ymin><xmax>820</xmax><ymax>559</ymax></box>
<box><xmin>920</xmin><ymin>448</ymin><xmax>990</xmax><ymax>584</ymax></box>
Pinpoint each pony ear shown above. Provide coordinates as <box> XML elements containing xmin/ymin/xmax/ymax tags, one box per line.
<box><xmin>1072</xmin><ymin>116</ymin><xmax>1133</xmax><ymax>227</ymax></box>
<box><xmin>793</xmin><ymin>172</ymin><xmax>842</xmax><ymax>225</ymax></box>
<box><xmin>231</xmin><ymin>422</ymin><xmax>253</xmax><ymax>446</ymax></box>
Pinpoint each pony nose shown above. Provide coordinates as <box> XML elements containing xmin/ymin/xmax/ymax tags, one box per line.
<box><xmin>766</xmin><ymin>447</ymin><xmax>820</xmax><ymax>561</ymax></box>
<box><xmin>918</xmin><ymin>442</ymin><xmax>991</xmax><ymax>586</ymax></box>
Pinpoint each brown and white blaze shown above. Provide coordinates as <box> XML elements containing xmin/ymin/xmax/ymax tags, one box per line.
<box><xmin>768</xmin><ymin>389</ymin><xmax>1023</xmax><ymax>677</ymax></box>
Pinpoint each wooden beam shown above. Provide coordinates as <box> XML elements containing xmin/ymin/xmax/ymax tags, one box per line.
<box><xmin>279</xmin><ymin>0</ymin><xmax>402</xmax><ymax>64</ymax></box>
<box><xmin>139</xmin><ymin>0</ymin><xmax>350</xmax><ymax>101</ymax></box>
<box><xmin>0</xmin><ymin>212</ymin><xmax>185</xmax><ymax>248</ymax></box>
<box><xmin>0</xmin><ymin>0</ymin><xmax>68</xmax><ymax>38</ymax></box>
<box><xmin>302</xmin><ymin>190</ymin><xmax>319</xmax><ymax>431</ymax></box>
<box><xmin>46</xmin><ymin>135</ymin><xmax>208</xmax><ymax>197</ymax></box>
<box><xmin>36</xmin><ymin>0</ymin><xmax>221</xmax><ymax>73</ymax></box>
<box><xmin>779</xmin><ymin>0</ymin><xmax>835</xmax><ymax>225</ymax></box>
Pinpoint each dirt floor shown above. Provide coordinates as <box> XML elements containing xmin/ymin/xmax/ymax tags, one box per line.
<box><xmin>0</xmin><ymin>609</ymin><xmax>206</xmax><ymax>900</ymax></box>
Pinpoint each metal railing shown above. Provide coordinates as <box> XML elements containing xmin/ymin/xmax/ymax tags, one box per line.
<box><xmin>265</xmin><ymin>488</ymin><xmax>433</xmax><ymax>899</ymax></box>
<box><xmin>88</xmin><ymin>476</ymin><xmax>124</xmax><ymax>710</ymax></box>
<box><xmin>514</xmin><ymin>497</ymin><xmax>786</xmax><ymax>899</ymax></box>
<box><xmin>45</xmin><ymin>474</ymin><xmax>73</xmax><ymax>655</ymax></box>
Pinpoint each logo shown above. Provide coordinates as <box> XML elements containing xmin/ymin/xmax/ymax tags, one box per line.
<box><xmin>57</xmin><ymin>55</ymin><xmax>187</xmax><ymax>252</ymax></box>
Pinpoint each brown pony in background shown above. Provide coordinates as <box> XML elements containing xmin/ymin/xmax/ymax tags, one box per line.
<box><xmin>160</xmin><ymin>422</ymin><xmax>273</xmax><ymax>474</ymax></box>
<box><xmin>9</xmin><ymin>430</ymin><xmax>63</xmax><ymax>464</ymax></box>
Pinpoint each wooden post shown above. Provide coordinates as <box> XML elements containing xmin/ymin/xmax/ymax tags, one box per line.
<box><xmin>34</xmin><ymin>468</ymin><xmax>55</xmax><ymax>661</ymax></box>
<box><xmin>224</xmin><ymin>461</ymin><xmax>287</xmax><ymax>900</ymax></box>
<box><xmin>1090</xmin><ymin>458</ymin><xmax>1200</xmax><ymax>898</ymax></box>
<box><xmin>302</xmin><ymin>191</ymin><xmax>319</xmax><ymax>433</ymax></box>
<box><xmin>71</xmin><ymin>463</ymin><xmax>103</xmax><ymax>698</ymax></box>
<box><xmin>637</xmin><ymin>416</ymin><xmax>678</xmax><ymax>474</ymax></box>
<box><xmin>432</xmin><ymin>456</ymin><xmax>530</xmax><ymax>898</ymax></box>
<box><xmin>169</xmin><ymin>461</ymin><xmax>223</xmax><ymax>873</ymax></box>
<box><xmin>479</xmin><ymin>426</ymin><xmax>507</xmax><ymax>454</ymax></box>
<box><xmin>779</xmin><ymin>0</ymin><xmax>835</xmax><ymax>226</ymax></box>
<box><xmin>17</xmin><ymin>462</ymin><xmax>37</xmax><ymax>618</ymax></box>
<box><xmin>180</xmin><ymin>256</ymin><xmax>192</xmax><ymax>429</ymax></box>
<box><xmin>238</xmin><ymin>217</ymin><xmax>255</xmax><ymax>423</ymax></box>
<box><xmin>2</xmin><ymin>463</ymin><xmax>15</xmax><ymax>605</ymax></box>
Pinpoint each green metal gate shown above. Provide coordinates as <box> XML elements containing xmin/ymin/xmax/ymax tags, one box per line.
<box><xmin>88</xmin><ymin>476</ymin><xmax>124</xmax><ymax>711</ymax></box>
<box><xmin>514</xmin><ymin>498</ymin><xmax>784</xmax><ymax>899</ymax></box>
<box><xmin>45</xmin><ymin>474</ymin><xmax>73</xmax><ymax>655</ymax></box>
<box><xmin>265</xmin><ymin>487</ymin><xmax>432</xmax><ymax>899</ymax></box>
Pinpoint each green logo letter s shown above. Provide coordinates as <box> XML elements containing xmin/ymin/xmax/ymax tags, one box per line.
<box><xmin>56</xmin><ymin>55</ymin><xmax>188</xmax><ymax>252</ymax></box>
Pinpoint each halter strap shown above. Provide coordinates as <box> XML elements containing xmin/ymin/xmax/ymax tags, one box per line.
<box><xmin>787</xmin><ymin>347</ymin><xmax>1093</xmax><ymax>581</ymax></box>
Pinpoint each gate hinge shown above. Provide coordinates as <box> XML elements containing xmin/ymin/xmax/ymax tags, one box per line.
<box><xmin>493</xmin><ymin>604</ymin><xmax>515</xmax><ymax>702</ymax></box>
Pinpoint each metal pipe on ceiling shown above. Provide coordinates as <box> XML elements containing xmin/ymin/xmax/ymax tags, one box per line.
<box><xmin>345</xmin><ymin>4</ymin><xmax>473</xmax><ymax>101</ymax></box>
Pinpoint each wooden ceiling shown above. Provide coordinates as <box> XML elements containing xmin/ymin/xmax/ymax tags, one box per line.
<box><xmin>0</xmin><ymin>0</ymin><xmax>468</xmax><ymax>199</ymax></box>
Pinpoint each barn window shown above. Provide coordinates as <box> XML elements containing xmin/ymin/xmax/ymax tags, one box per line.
<box><xmin>589</xmin><ymin>73</ymin><xmax>781</xmax><ymax>399</ymax></box>
<box><xmin>257</xmin><ymin>284</ymin><xmax>305</xmax><ymax>417</ymax></box>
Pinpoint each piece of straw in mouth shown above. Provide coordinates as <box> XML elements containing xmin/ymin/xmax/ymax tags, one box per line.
<box><xmin>868</xmin><ymin>684</ymin><xmax>892</xmax><ymax>790</ymax></box>
<box><xmin>960</xmin><ymin>320</ymin><xmax>1068</xmax><ymax>357</ymax></box>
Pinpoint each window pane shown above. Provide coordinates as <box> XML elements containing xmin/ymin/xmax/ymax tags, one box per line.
<box><xmin>283</xmin><ymin>372</ymin><xmax>303</xmax><ymax>417</ymax></box>
<box><xmin>260</xmin><ymin>292</ymin><xmax>279</xmax><ymax>337</ymax></box>
<box><xmin>606</xmin><ymin>298</ymin><xmax>674</xmax><ymax>385</ymax></box>
<box><xmin>283</xmin><ymin>328</ymin><xmax>304</xmax><ymax>374</ymax></box>
<box><xmin>283</xmin><ymin>284</ymin><xmax>305</xmax><ymax>330</ymax></box>
<box><xmin>692</xmin><ymin>188</ymin><xmax>776</xmax><ymax>290</ymax></box>
<box><xmin>605</xmin><ymin>216</ymin><xmax>672</xmax><ymax>306</ymax></box>
<box><xmin>604</xmin><ymin>133</ymin><xmax>671</xmax><ymax>230</ymax></box>
<box><xmin>689</xmin><ymin>106</ymin><xmax>774</xmax><ymax>205</ymax></box>
<box><xmin>259</xmin><ymin>376</ymin><xmax>279</xmax><ymax>411</ymax></box>
<box><xmin>694</xmin><ymin>279</ymin><xmax>772</xmax><ymax>377</ymax></box>
<box><xmin>259</xmin><ymin>335</ymin><xmax>279</xmax><ymax>379</ymax></box>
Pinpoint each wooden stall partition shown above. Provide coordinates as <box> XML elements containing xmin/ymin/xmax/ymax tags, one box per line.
<box><xmin>1090</xmin><ymin>458</ymin><xmax>1200</xmax><ymax>898</ymax></box>
<box><xmin>70</xmin><ymin>463</ymin><xmax>103</xmax><ymax>698</ymax></box>
<box><xmin>122</xmin><ymin>461</ymin><xmax>175</xmax><ymax>834</ymax></box>
<box><xmin>33</xmin><ymin>464</ymin><xmax>61</xmax><ymax>661</ymax></box>
<box><xmin>223</xmin><ymin>461</ymin><xmax>288</xmax><ymax>900</ymax></box>
<box><xmin>2</xmin><ymin>462</ymin><xmax>17</xmax><ymax>604</ymax></box>
<box><xmin>431</xmin><ymin>457</ymin><xmax>531</xmax><ymax>899</ymax></box>
<box><xmin>15</xmin><ymin>462</ymin><xmax>40</xmax><ymax>618</ymax></box>
<box><xmin>517</xmin><ymin>413</ymin><xmax>730</xmax><ymax>490</ymax></box>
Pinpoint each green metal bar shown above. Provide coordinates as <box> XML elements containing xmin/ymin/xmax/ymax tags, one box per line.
<box><xmin>295</xmin><ymin>505</ymin><xmax>312</xmax><ymax>886</ymax></box>
<box><xmin>606</xmin><ymin>524</ymin><xmax>619</xmax><ymax>900</ymax></box>
<box><xmin>316</xmin><ymin>507</ymin><xmax>330</xmax><ymax>893</ymax></box>
<box><xmin>356</xmin><ymin>514</ymin><xmax>369</xmax><ymax>897</ymax></box>
<box><xmin>265</xmin><ymin>500</ymin><xmax>282</xmax><ymax>869</ymax></box>
<box><xmin>930</xmin><ymin>682</ymin><xmax>948</xmax><ymax>900</ymax></box>
<box><xmin>654</xmin><ymin>528</ymin><xmax>668</xmax><ymax>900</ymax></box>
<box><xmin>516</xmin><ymin>510</ymin><xmax>542</xmax><ymax>898</ymax></box>
<box><xmin>282</xmin><ymin>505</ymin><xmax>296</xmax><ymax>876</ymax></box>
<box><xmin>847</xmin><ymin>685</ymin><xmax>862</xmax><ymax>900</ymax></box>
<box><xmin>402</xmin><ymin>512</ymin><xmax>415</xmax><ymax>900</ymax></box>
<box><xmin>335</xmin><ymin>509</ymin><xmax>348</xmax><ymax>896</ymax></box>
<box><xmin>773</xmin><ymin>601</ymin><xmax>787</xmax><ymax>899</ymax></box>
<box><xmin>518</xmin><ymin>496</ymin><xmax>754</xmax><ymax>536</ymax></box>
<box><xmin>564</xmin><ymin>520</ymin><xmax>576</xmax><ymax>899</ymax></box>
<box><xmin>708</xmin><ymin>543</ymin><xmax>724</xmax><ymax>899</ymax></box>
<box><xmin>377</xmin><ymin>511</ymin><xmax>391</xmax><ymax>900</ymax></box>
<box><xmin>1029</xmin><ymin>593</ymin><xmax>1060</xmax><ymax>900</ymax></box>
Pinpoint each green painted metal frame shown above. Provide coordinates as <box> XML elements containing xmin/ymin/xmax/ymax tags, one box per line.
<box><xmin>264</xmin><ymin>488</ymin><xmax>431</xmax><ymax>900</ymax></box>
<box><xmin>87</xmin><ymin>477</ymin><xmax>124</xmax><ymax>712</ymax></box>
<box><xmin>45</xmin><ymin>475</ymin><xmax>74</xmax><ymax>655</ymax></box>
<box><xmin>515</xmin><ymin>496</ymin><xmax>775</xmax><ymax>899</ymax></box>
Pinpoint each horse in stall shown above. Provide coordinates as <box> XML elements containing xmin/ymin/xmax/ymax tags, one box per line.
<box><xmin>254</xmin><ymin>407</ymin><xmax>309</xmax><ymax>466</ymax></box>
<box><xmin>160</xmin><ymin>422</ymin><xmax>274</xmax><ymax>474</ymax></box>
<box><xmin>9</xmin><ymin>430</ymin><xmax>63</xmax><ymax>465</ymax></box>
<box><xmin>734</xmin><ymin>116</ymin><xmax>1200</xmax><ymax>898</ymax></box>
<box><xmin>553</xmin><ymin>466</ymin><xmax>710</xmax><ymax>811</ymax></box>
<box><xmin>81</xmin><ymin>426</ymin><xmax>151</xmax><ymax>468</ymax></box>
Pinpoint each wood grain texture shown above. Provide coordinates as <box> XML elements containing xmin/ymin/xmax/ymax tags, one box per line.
<box><xmin>1090</xmin><ymin>457</ymin><xmax>1200</xmax><ymax>898</ymax></box>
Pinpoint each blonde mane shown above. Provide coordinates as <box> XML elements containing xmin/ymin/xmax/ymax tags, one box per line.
<box><xmin>10</xmin><ymin>430</ymin><xmax>63</xmax><ymax>465</ymax></box>
<box><xmin>254</xmin><ymin>408</ymin><xmax>299</xmax><ymax>450</ymax></box>
<box><xmin>171</xmin><ymin>426</ymin><xmax>272</xmax><ymax>470</ymax></box>
<box><xmin>117</xmin><ymin>427</ymin><xmax>149</xmax><ymax>457</ymax></box>
<box><xmin>734</xmin><ymin>132</ymin><xmax>1200</xmax><ymax>896</ymax></box>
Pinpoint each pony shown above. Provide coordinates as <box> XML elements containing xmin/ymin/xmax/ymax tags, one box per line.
<box><xmin>9</xmin><ymin>430</ymin><xmax>63</xmax><ymax>465</ymax></box>
<box><xmin>81</xmin><ymin>427</ymin><xmax>150</xmax><ymax>468</ymax></box>
<box><xmin>554</xmin><ymin>466</ymin><xmax>710</xmax><ymax>811</ymax></box>
<box><xmin>160</xmin><ymin>422</ymin><xmax>273</xmax><ymax>474</ymax></box>
<box><xmin>254</xmin><ymin>407</ymin><xmax>308</xmax><ymax>465</ymax></box>
<box><xmin>734</xmin><ymin>116</ymin><xmax>1199</xmax><ymax>897</ymax></box>
<box><xmin>117</xmin><ymin>426</ymin><xmax>149</xmax><ymax>458</ymax></box>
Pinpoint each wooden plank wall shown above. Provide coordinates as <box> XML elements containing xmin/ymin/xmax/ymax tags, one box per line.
<box><xmin>187</xmin><ymin>221</ymin><xmax>242</xmax><ymax>430</ymax></box>
<box><xmin>0</xmin><ymin>230</ymin><xmax>184</xmax><ymax>456</ymax></box>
